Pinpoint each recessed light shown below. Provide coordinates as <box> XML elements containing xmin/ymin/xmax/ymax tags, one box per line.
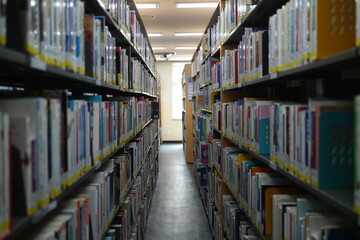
<box><xmin>136</xmin><ymin>3</ymin><xmax>159</xmax><ymax>9</ymax></box>
<box><xmin>176</xmin><ymin>2</ymin><xmax>218</xmax><ymax>8</ymax></box>
<box><xmin>174</xmin><ymin>32</ymin><xmax>203</xmax><ymax>36</ymax></box>
<box><xmin>148</xmin><ymin>33</ymin><xmax>163</xmax><ymax>37</ymax></box>
<box><xmin>175</xmin><ymin>47</ymin><xmax>197</xmax><ymax>50</ymax></box>
<box><xmin>152</xmin><ymin>47</ymin><xmax>166</xmax><ymax>50</ymax></box>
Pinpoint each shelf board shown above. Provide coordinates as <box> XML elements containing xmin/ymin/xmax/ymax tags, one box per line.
<box><xmin>212</xmin><ymin>88</ymin><xmax>221</xmax><ymax>93</ymax></box>
<box><xmin>240</xmin><ymin>0</ymin><xmax>288</xmax><ymax>28</ymax></box>
<box><xmin>199</xmin><ymin>81</ymin><xmax>212</xmax><ymax>89</ymax></box>
<box><xmin>0</xmin><ymin>47</ymin><xmax>157</xmax><ymax>97</ymax></box>
<box><xmin>201</xmin><ymin>108</ymin><xmax>212</xmax><ymax>113</ymax></box>
<box><xmin>217</xmin><ymin>48</ymin><xmax>360</xmax><ymax>91</ymax></box>
<box><xmin>222</xmin><ymin>84</ymin><xmax>240</xmax><ymax>91</ymax></box>
<box><xmin>211</xmin><ymin>45</ymin><xmax>221</xmax><ymax>57</ymax></box>
<box><xmin>222</xmin><ymin>24</ymin><xmax>245</xmax><ymax>45</ymax></box>
<box><xmin>240</xmin><ymin>75</ymin><xmax>270</xmax><ymax>88</ymax></box>
<box><xmin>276</xmin><ymin>48</ymin><xmax>359</xmax><ymax>79</ymax></box>
<box><xmin>0</xmin><ymin>47</ymin><xmax>27</xmax><ymax>66</ymax></box>
<box><xmin>220</xmin><ymin>132</ymin><xmax>357</xmax><ymax>221</ymax></box>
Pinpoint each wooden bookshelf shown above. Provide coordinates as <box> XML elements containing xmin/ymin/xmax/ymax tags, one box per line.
<box><xmin>183</xmin><ymin>64</ymin><xmax>194</xmax><ymax>163</ymax></box>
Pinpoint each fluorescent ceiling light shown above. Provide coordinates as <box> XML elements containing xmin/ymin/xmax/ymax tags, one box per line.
<box><xmin>152</xmin><ymin>47</ymin><xmax>166</xmax><ymax>50</ymax></box>
<box><xmin>173</xmin><ymin>56</ymin><xmax>192</xmax><ymax>61</ymax></box>
<box><xmin>148</xmin><ymin>33</ymin><xmax>163</xmax><ymax>37</ymax></box>
<box><xmin>175</xmin><ymin>47</ymin><xmax>197</xmax><ymax>50</ymax></box>
<box><xmin>176</xmin><ymin>2</ymin><xmax>218</xmax><ymax>8</ymax></box>
<box><xmin>174</xmin><ymin>32</ymin><xmax>203</xmax><ymax>36</ymax></box>
<box><xmin>136</xmin><ymin>3</ymin><xmax>159</xmax><ymax>8</ymax></box>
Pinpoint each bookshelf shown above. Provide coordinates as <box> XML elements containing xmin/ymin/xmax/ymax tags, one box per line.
<box><xmin>0</xmin><ymin>0</ymin><xmax>160</xmax><ymax>240</ymax></box>
<box><xmin>187</xmin><ymin>0</ymin><xmax>360</xmax><ymax>239</ymax></box>
<box><xmin>182</xmin><ymin>64</ymin><xmax>194</xmax><ymax>163</ymax></box>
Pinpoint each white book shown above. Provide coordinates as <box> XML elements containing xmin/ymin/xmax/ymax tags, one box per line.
<box><xmin>49</xmin><ymin>99</ymin><xmax>62</xmax><ymax>198</ymax></box>
<box><xmin>0</xmin><ymin>98</ymin><xmax>47</xmax><ymax>215</ymax></box>
<box><xmin>78</xmin><ymin>185</ymin><xmax>100</xmax><ymax>240</ymax></box>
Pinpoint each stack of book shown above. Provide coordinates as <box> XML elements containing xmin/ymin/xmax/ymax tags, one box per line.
<box><xmin>268</xmin><ymin>0</ymin><xmax>355</xmax><ymax>73</ymax></box>
<box><xmin>25</xmin><ymin>160</ymin><xmax>117</xmax><ymax>240</ymax></box>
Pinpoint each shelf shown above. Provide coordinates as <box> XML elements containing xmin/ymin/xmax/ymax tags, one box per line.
<box><xmin>222</xmin><ymin>23</ymin><xmax>245</xmax><ymax>45</ymax></box>
<box><xmin>240</xmin><ymin>75</ymin><xmax>270</xmax><ymax>88</ymax></box>
<box><xmin>222</xmin><ymin>84</ymin><xmax>240</xmax><ymax>91</ymax></box>
<box><xmin>212</xmin><ymin>88</ymin><xmax>221</xmax><ymax>93</ymax></box>
<box><xmin>211</xmin><ymin>45</ymin><xmax>221</xmax><ymax>58</ymax></box>
<box><xmin>0</xmin><ymin>47</ymin><xmax>158</xmax><ymax>97</ymax></box>
<box><xmin>222</xmin><ymin>176</ymin><xmax>270</xmax><ymax>240</ymax></box>
<box><xmin>201</xmin><ymin>52</ymin><xmax>212</xmax><ymax>65</ymax></box>
<box><xmin>213</xmin><ymin>126</ymin><xmax>221</xmax><ymax>134</ymax></box>
<box><xmin>86</xmin><ymin>0</ymin><xmax>156</xmax><ymax>77</ymax></box>
<box><xmin>7</xmin><ymin>118</ymin><xmax>154</xmax><ymax>240</ymax></box>
<box><xmin>192</xmin><ymin>70</ymin><xmax>200</xmax><ymax>79</ymax></box>
<box><xmin>216</xmin><ymin>48</ymin><xmax>360</xmax><ymax>91</ymax></box>
<box><xmin>200</xmin><ymin>81</ymin><xmax>212</xmax><ymax>89</ymax></box>
<box><xmin>201</xmin><ymin>108</ymin><xmax>212</xmax><ymax>113</ymax></box>
<box><xmin>240</xmin><ymin>0</ymin><xmax>288</xmax><ymax>28</ymax></box>
<box><xmin>220</xmin><ymin>132</ymin><xmax>357</xmax><ymax>221</ymax></box>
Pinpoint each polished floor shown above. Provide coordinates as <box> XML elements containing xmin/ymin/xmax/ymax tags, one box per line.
<box><xmin>144</xmin><ymin>143</ymin><xmax>213</xmax><ymax>240</ymax></box>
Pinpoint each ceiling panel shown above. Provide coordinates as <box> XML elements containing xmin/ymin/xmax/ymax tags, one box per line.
<box><xmin>134</xmin><ymin>0</ymin><xmax>218</xmax><ymax>61</ymax></box>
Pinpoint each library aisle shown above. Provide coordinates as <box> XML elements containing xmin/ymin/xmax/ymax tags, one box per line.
<box><xmin>144</xmin><ymin>143</ymin><xmax>212</xmax><ymax>240</ymax></box>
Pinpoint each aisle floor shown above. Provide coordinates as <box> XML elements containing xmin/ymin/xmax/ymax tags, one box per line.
<box><xmin>144</xmin><ymin>143</ymin><xmax>213</xmax><ymax>240</ymax></box>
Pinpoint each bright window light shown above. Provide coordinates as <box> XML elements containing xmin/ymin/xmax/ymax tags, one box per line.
<box><xmin>148</xmin><ymin>33</ymin><xmax>163</xmax><ymax>37</ymax></box>
<box><xmin>136</xmin><ymin>3</ymin><xmax>159</xmax><ymax>8</ymax></box>
<box><xmin>176</xmin><ymin>2</ymin><xmax>218</xmax><ymax>8</ymax></box>
<box><xmin>174</xmin><ymin>32</ymin><xmax>203</xmax><ymax>36</ymax></box>
<box><xmin>152</xmin><ymin>47</ymin><xmax>166</xmax><ymax>50</ymax></box>
<box><xmin>175</xmin><ymin>46</ymin><xmax>197</xmax><ymax>50</ymax></box>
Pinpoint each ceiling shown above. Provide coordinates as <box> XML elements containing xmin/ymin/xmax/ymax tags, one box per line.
<box><xmin>133</xmin><ymin>0</ymin><xmax>218</xmax><ymax>61</ymax></box>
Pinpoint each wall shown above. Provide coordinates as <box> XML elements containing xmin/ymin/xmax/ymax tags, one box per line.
<box><xmin>157</xmin><ymin>62</ymin><xmax>182</xmax><ymax>141</ymax></box>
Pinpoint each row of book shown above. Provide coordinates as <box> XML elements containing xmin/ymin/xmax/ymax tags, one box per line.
<box><xmin>23</xmin><ymin>136</ymin><xmax>158</xmax><ymax>240</ymax></box>
<box><xmin>130</xmin><ymin>58</ymin><xmax>157</xmax><ymax>94</ymax></box>
<box><xmin>0</xmin><ymin>93</ymin><xmax>156</xmax><ymax>225</ymax></box>
<box><xmin>222</xmin><ymin>29</ymin><xmax>268</xmax><ymax>87</ymax></box>
<box><xmin>114</xmin><ymin>120</ymin><xmax>158</xmax><ymax>203</ymax></box>
<box><xmin>192</xmin><ymin>50</ymin><xmax>203</xmax><ymax>77</ymax></box>
<box><xmin>199</xmin><ymin>58</ymin><xmax>220</xmax><ymax>88</ymax></box>
<box><xmin>216</xmin><ymin>98</ymin><xmax>354</xmax><ymax>189</ymax></box>
<box><xmin>193</xmin><ymin>113</ymin><xmax>212</xmax><ymax>143</ymax></box>
<box><xmin>210</xmin><ymin>145</ymin><xmax>360</xmax><ymax>239</ymax></box>
<box><xmin>0</xmin><ymin>1</ymin><xmax>157</xmax><ymax>89</ymax></box>
<box><xmin>193</xmin><ymin>85</ymin><xmax>212</xmax><ymax>113</ymax></box>
<box><xmin>24</xmin><ymin>160</ymin><xmax>117</xmax><ymax>240</ymax></box>
<box><xmin>268</xmin><ymin>0</ymin><xmax>355</xmax><ymax>73</ymax></box>
<box><xmin>196</xmin><ymin>0</ymin><xmax>259</xmax><ymax>65</ymax></box>
<box><xmin>193</xmin><ymin>0</ymin><xmax>360</xmax><ymax>87</ymax></box>
<box><xmin>108</xmin><ymin>151</ymin><xmax>158</xmax><ymax>240</ymax></box>
<box><xmin>102</xmin><ymin>0</ymin><xmax>156</xmax><ymax>72</ymax></box>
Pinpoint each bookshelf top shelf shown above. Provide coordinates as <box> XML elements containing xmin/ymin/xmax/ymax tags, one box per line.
<box><xmin>220</xmin><ymin>48</ymin><xmax>360</xmax><ymax>90</ymax></box>
<box><xmin>0</xmin><ymin>47</ymin><xmax>158</xmax><ymax>97</ymax></box>
<box><xmin>87</xmin><ymin>0</ymin><xmax>156</xmax><ymax>77</ymax></box>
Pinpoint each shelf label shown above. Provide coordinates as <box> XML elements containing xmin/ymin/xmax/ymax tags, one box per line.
<box><xmin>30</xmin><ymin>57</ymin><xmax>46</xmax><ymax>71</ymax></box>
<box><xmin>188</xmin><ymin>77</ymin><xmax>193</xmax><ymax>101</ymax></box>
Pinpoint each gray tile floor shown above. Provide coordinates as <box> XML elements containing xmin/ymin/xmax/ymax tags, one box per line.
<box><xmin>144</xmin><ymin>143</ymin><xmax>213</xmax><ymax>240</ymax></box>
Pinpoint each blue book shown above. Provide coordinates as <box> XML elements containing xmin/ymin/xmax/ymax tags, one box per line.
<box><xmin>318</xmin><ymin>110</ymin><xmax>353</xmax><ymax>188</ymax></box>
